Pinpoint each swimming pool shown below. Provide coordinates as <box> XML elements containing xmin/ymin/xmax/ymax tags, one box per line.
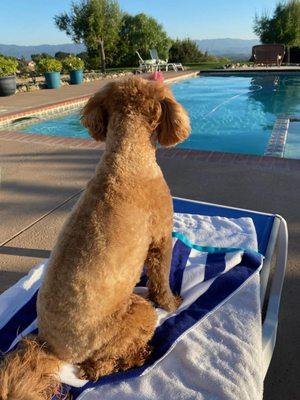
<box><xmin>20</xmin><ymin>73</ymin><xmax>300</xmax><ymax>158</ymax></box>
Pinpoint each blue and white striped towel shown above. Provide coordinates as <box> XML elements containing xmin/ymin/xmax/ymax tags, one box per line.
<box><xmin>0</xmin><ymin>213</ymin><xmax>263</xmax><ymax>399</ymax></box>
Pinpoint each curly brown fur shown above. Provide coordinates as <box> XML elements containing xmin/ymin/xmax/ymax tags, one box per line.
<box><xmin>79</xmin><ymin>294</ymin><xmax>156</xmax><ymax>381</ymax></box>
<box><xmin>37</xmin><ymin>76</ymin><xmax>190</xmax><ymax>375</ymax></box>
<box><xmin>0</xmin><ymin>76</ymin><xmax>190</xmax><ymax>395</ymax></box>
<box><xmin>0</xmin><ymin>337</ymin><xmax>61</xmax><ymax>400</ymax></box>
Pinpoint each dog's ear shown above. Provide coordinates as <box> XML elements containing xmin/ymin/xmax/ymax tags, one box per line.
<box><xmin>157</xmin><ymin>88</ymin><xmax>190</xmax><ymax>147</ymax></box>
<box><xmin>81</xmin><ymin>83</ymin><xmax>111</xmax><ymax>141</ymax></box>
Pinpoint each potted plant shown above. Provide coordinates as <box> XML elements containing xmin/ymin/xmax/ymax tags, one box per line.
<box><xmin>0</xmin><ymin>56</ymin><xmax>18</xmax><ymax>96</ymax></box>
<box><xmin>63</xmin><ymin>55</ymin><xmax>84</xmax><ymax>85</ymax></box>
<box><xmin>37</xmin><ymin>58</ymin><xmax>62</xmax><ymax>89</ymax></box>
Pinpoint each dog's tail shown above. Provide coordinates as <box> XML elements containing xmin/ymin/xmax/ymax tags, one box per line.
<box><xmin>0</xmin><ymin>336</ymin><xmax>63</xmax><ymax>400</ymax></box>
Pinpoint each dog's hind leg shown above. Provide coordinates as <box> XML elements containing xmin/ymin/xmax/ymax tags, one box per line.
<box><xmin>146</xmin><ymin>235</ymin><xmax>182</xmax><ymax>312</ymax></box>
<box><xmin>79</xmin><ymin>293</ymin><xmax>156</xmax><ymax>381</ymax></box>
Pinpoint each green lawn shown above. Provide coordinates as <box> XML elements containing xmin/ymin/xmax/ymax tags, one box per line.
<box><xmin>105</xmin><ymin>60</ymin><xmax>253</xmax><ymax>73</ymax></box>
<box><xmin>105</xmin><ymin>63</ymin><xmax>226</xmax><ymax>73</ymax></box>
<box><xmin>184</xmin><ymin>62</ymin><xmax>227</xmax><ymax>70</ymax></box>
<box><xmin>105</xmin><ymin>67</ymin><xmax>136</xmax><ymax>73</ymax></box>
<box><xmin>184</xmin><ymin>61</ymin><xmax>254</xmax><ymax>71</ymax></box>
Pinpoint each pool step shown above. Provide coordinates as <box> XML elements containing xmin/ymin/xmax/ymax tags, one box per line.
<box><xmin>264</xmin><ymin>117</ymin><xmax>289</xmax><ymax>158</ymax></box>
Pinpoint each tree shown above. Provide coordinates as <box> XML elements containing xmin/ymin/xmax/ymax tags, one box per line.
<box><xmin>54</xmin><ymin>0</ymin><xmax>122</xmax><ymax>72</ymax></box>
<box><xmin>55</xmin><ymin>51</ymin><xmax>71</xmax><ymax>60</ymax></box>
<box><xmin>254</xmin><ymin>0</ymin><xmax>300</xmax><ymax>62</ymax></box>
<box><xmin>31</xmin><ymin>53</ymin><xmax>52</xmax><ymax>63</ymax></box>
<box><xmin>169</xmin><ymin>38</ymin><xmax>204</xmax><ymax>64</ymax></box>
<box><xmin>114</xmin><ymin>13</ymin><xmax>171</xmax><ymax>67</ymax></box>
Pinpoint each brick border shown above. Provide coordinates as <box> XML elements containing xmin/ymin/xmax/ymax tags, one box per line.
<box><xmin>1</xmin><ymin>130</ymin><xmax>299</xmax><ymax>171</ymax></box>
<box><xmin>0</xmin><ymin>129</ymin><xmax>105</xmax><ymax>150</ymax></box>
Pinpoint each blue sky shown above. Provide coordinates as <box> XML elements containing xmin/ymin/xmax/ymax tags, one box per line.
<box><xmin>1</xmin><ymin>0</ymin><xmax>280</xmax><ymax>45</ymax></box>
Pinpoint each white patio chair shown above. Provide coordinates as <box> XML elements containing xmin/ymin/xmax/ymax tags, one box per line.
<box><xmin>149</xmin><ymin>48</ymin><xmax>185</xmax><ymax>72</ymax></box>
<box><xmin>135</xmin><ymin>51</ymin><xmax>157</xmax><ymax>73</ymax></box>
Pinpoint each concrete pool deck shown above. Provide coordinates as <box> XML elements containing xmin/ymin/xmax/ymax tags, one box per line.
<box><xmin>0</xmin><ymin>69</ymin><xmax>299</xmax><ymax>399</ymax></box>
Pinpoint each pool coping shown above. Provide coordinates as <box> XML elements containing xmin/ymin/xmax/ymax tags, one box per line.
<box><xmin>265</xmin><ymin>117</ymin><xmax>290</xmax><ymax>157</ymax></box>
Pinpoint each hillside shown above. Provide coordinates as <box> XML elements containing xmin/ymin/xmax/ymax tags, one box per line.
<box><xmin>196</xmin><ymin>38</ymin><xmax>260</xmax><ymax>59</ymax></box>
<box><xmin>0</xmin><ymin>43</ymin><xmax>85</xmax><ymax>59</ymax></box>
<box><xmin>0</xmin><ymin>38</ymin><xmax>260</xmax><ymax>61</ymax></box>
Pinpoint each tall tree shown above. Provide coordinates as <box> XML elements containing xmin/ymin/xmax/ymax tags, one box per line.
<box><xmin>31</xmin><ymin>53</ymin><xmax>52</xmax><ymax>62</ymax></box>
<box><xmin>114</xmin><ymin>13</ymin><xmax>171</xmax><ymax>67</ymax></box>
<box><xmin>55</xmin><ymin>51</ymin><xmax>71</xmax><ymax>60</ymax></box>
<box><xmin>54</xmin><ymin>0</ymin><xmax>122</xmax><ymax>72</ymax></box>
<box><xmin>169</xmin><ymin>39</ymin><xmax>205</xmax><ymax>64</ymax></box>
<box><xmin>254</xmin><ymin>0</ymin><xmax>300</xmax><ymax>62</ymax></box>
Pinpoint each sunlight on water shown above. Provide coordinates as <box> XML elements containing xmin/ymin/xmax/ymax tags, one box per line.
<box><xmin>21</xmin><ymin>74</ymin><xmax>300</xmax><ymax>156</ymax></box>
<box><xmin>173</xmin><ymin>74</ymin><xmax>300</xmax><ymax>155</ymax></box>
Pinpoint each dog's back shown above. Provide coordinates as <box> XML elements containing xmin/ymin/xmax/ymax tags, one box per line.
<box><xmin>37</xmin><ymin>148</ymin><xmax>173</xmax><ymax>362</ymax></box>
<box><xmin>36</xmin><ymin>76</ymin><xmax>190</xmax><ymax>361</ymax></box>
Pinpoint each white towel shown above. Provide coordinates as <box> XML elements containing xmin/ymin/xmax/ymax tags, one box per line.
<box><xmin>77</xmin><ymin>275</ymin><xmax>262</xmax><ymax>400</ymax></box>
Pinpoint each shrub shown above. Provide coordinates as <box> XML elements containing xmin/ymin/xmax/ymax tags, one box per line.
<box><xmin>55</xmin><ymin>51</ymin><xmax>71</xmax><ymax>60</ymax></box>
<box><xmin>84</xmin><ymin>55</ymin><xmax>101</xmax><ymax>70</ymax></box>
<box><xmin>218</xmin><ymin>56</ymin><xmax>231</xmax><ymax>64</ymax></box>
<box><xmin>169</xmin><ymin>39</ymin><xmax>205</xmax><ymax>64</ymax></box>
<box><xmin>113</xmin><ymin>13</ymin><xmax>171</xmax><ymax>68</ymax></box>
<box><xmin>0</xmin><ymin>56</ymin><xmax>18</xmax><ymax>77</ymax></box>
<box><xmin>37</xmin><ymin>58</ymin><xmax>62</xmax><ymax>74</ymax></box>
<box><xmin>31</xmin><ymin>53</ymin><xmax>52</xmax><ymax>63</ymax></box>
<box><xmin>62</xmin><ymin>55</ymin><xmax>85</xmax><ymax>72</ymax></box>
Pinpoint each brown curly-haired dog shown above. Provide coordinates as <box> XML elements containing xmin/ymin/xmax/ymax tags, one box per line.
<box><xmin>0</xmin><ymin>76</ymin><xmax>190</xmax><ymax>399</ymax></box>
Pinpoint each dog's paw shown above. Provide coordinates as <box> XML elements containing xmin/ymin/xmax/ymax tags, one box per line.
<box><xmin>79</xmin><ymin>357</ymin><xmax>118</xmax><ymax>381</ymax></box>
<box><xmin>173</xmin><ymin>295</ymin><xmax>183</xmax><ymax>309</ymax></box>
<box><xmin>160</xmin><ymin>295</ymin><xmax>183</xmax><ymax>312</ymax></box>
<box><xmin>77</xmin><ymin>360</ymin><xmax>103</xmax><ymax>382</ymax></box>
<box><xmin>77</xmin><ymin>365</ymin><xmax>90</xmax><ymax>381</ymax></box>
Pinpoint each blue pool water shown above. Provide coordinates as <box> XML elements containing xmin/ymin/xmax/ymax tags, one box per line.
<box><xmin>21</xmin><ymin>74</ymin><xmax>300</xmax><ymax>156</ymax></box>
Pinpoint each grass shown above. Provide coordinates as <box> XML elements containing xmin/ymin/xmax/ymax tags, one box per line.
<box><xmin>105</xmin><ymin>67</ymin><xmax>136</xmax><ymax>73</ymax></box>
<box><xmin>104</xmin><ymin>63</ymin><xmax>227</xmax><ymax>73</ymax></box>
<box><xmin>106</xmin><ymin>63</ymin><xmax>228</xmax><ymax>72</ymax></box>
<box><xmin>184</xmin><ymin>61</ymin><xmax>255</xmax><ymax>71</ymax></box>
<box><xmin>99</xmin><ymin>60</ymin><xmax>252</xmax><ymax>73</ymax></box>
<box><xmin>184</xmin><ymin>62</ymin><xmax>227</xmax><ymax>70</ymax></box>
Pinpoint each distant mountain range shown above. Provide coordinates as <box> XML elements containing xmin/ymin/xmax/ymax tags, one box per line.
<box><xmin>0</xmin><ymin>43</ymin><xmax>85</xmax><ymax>59</ymax></box>
<box><xmin>196</xmin><ymin>38</ymin><xmax>260</xmax><ymax>60</ymax></box>
<box><xmin>0</xmin><ymin>38</ymin><xmax>260</xmax><ymax>60</ymax></box>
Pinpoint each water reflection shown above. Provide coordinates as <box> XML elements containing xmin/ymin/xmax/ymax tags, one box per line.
<box><xmin>248</xmin><ymin>74</ymin><xmax>300</xmax><ymax>117</ymax></box>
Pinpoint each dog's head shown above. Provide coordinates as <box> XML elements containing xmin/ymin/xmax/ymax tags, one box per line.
<box><xmin>81</xmin><ymin>76</ymin><xmax>190</xmax><ymax>147</ymax></box>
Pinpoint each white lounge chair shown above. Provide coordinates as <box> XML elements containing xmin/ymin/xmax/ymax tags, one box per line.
<box><xmin>135</xmin><ymin>51</ymin><xmax>157</xmax><ymax>73</ymax></box>
<box><xmin>149</xmin><ymin>48</ymin><xmax>184</xmax><ymax>72</ymax></box>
